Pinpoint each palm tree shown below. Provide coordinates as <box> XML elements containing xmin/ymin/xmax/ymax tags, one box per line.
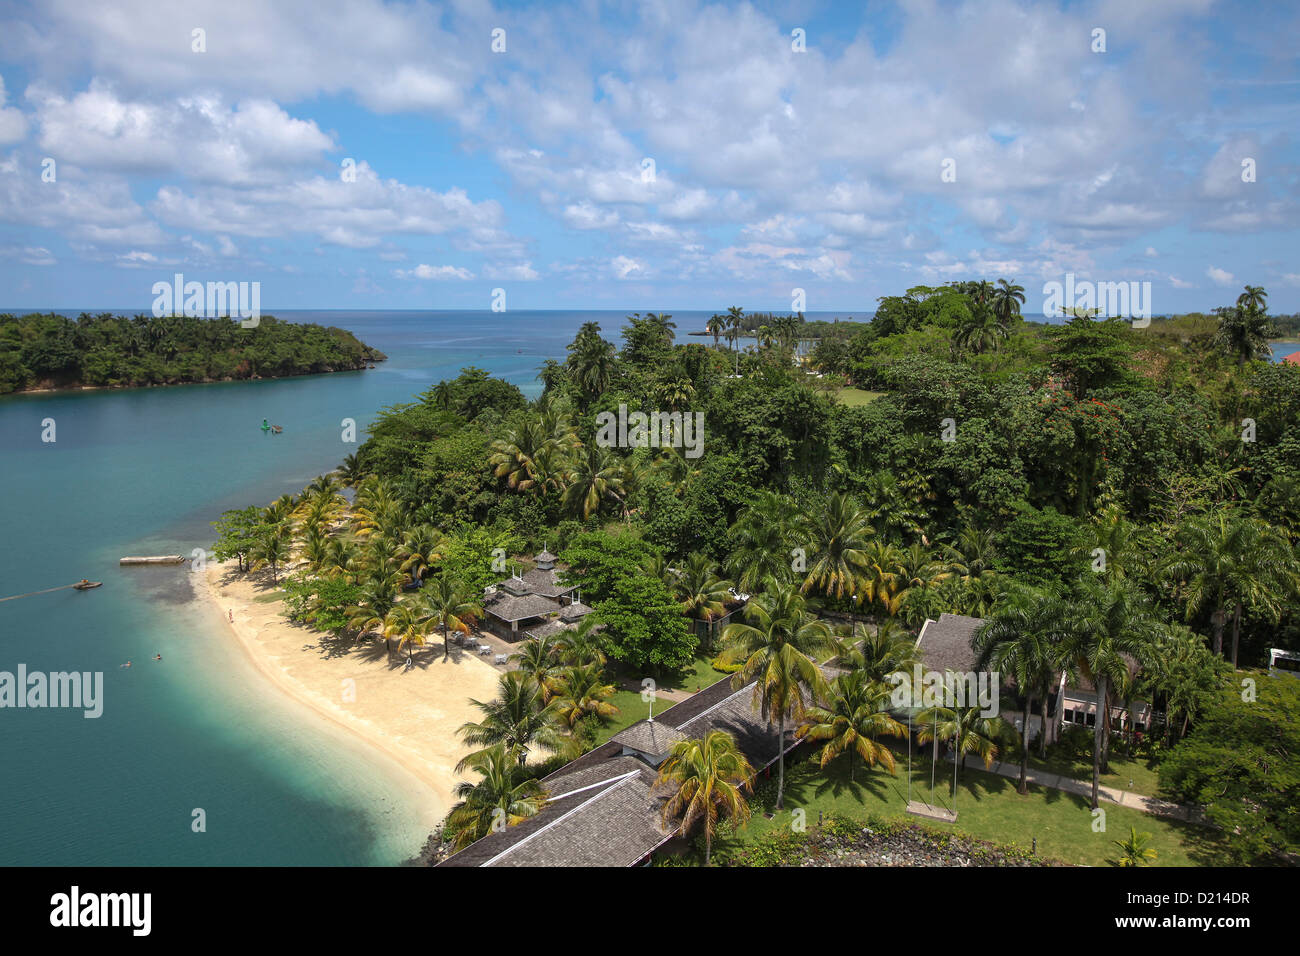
<box><xmin>991</xmin><ymin>278</ymin><xmax>1026</xmax><ymax>323</ymax></box>
<box><xmin>798</xmin><ymin>491</ymin><xmax>874</xmax><ymax>601</ymax></box>
<box><xmin>860</xmin><ymin>471</ymin><xmax>927</xmax><ymax>543</ymax></box>
<box><xmin>563</xmin><ymin>444</ymin><xmax>625</xmax><ymax>520</ymax></box>
<box><xmin>1164</xmin><ymin>509</ymin><xmax>1298</xmax><ymax>661</ymax></box>
<box><xmin>253</xmin><ymin>523</ymin><xmax>292</xmax><ymax>583</ymax></box>
<box><xmin>397</xmin><ymin>524</ymin><xmax>444</xmax><ymax>586</ymax></box>
<box><xmin>552</xmin><ymin>615</ymin><xmax>607</xmax><ymax>668</ymax></box>
<box><xmin>725</xmin><ymin>490</ymin><xmax>800</xmax><ymax>593</ymax></box>
<box><xmin>973</xmin><ymin>589</ymin><xmax>1067</xmax><ymax>792</ymax></box>
<box><xmin>382</xmin><ymin>603</ymin><xmax>427</xmax><ymax>667</ymax></box>
<box><xmin>565</xmin><ymin>322</ymin><xmax>617</xmax><ymax>407</ymax></box>
<box><xmin>954</xmin><ymin>308</ymin><xmax>1009</xmax><ymax>355</ymax></box>
<box><xmin>444</xmin><ymin>744</ymin><xmax>547</xmax><ymax>850</ymax></box>
<box><xmin>418</xmin><ymin>575</ymin><xmax>482</xmax><ymax>662</ymax></box>
<box><xmin>915</xmin><ymin>702</ymin><xmax>1009</xmax><ymax>792</ymax></box>
<box><xmin>549</xmin><ymin>663</ymin><xmax>619</xmax><ymax>727</ymax></box>
<box><xmin>1236</xmin><ymin>284</ymin><xmax>1267</xmax><ymax>312</ymax></box>
<box><xmin>671</xmin><ymin>553</ymin><xmax>734</xmax><ymax>650</ymax></box>
<box><xmin>837</xmin><ymin>618</ymin><xmax>919</xmax><ymax>685</ymax></box>
<box><xmin>1211</xmin><ymin>302</ymin><xmax>1272</xmax><ymax>367</ymax></box>
<box><xmin>1110</xmin><ymin>826</ymin><xmax>1157</xmax><ymax>867</ymax></box>
<box><xmin>856</xmin><ymin>539</ymin><xmax>906</xmax><ymax>616</ymax></box>
<box><xmin>458</xmin><ymin>672</ymin><xmax>565</xmax><ymax>765</ymax></box>
<box><xmin>656</xmin><ymin>730</ymin><xmax>755</xmax><ymax>865</ymax></box>
<box><xmin>726</xmin><ymin>306</ymin><xmax>745</xmax><ymax>374</ymax></box>
<box><xmin>720</xmin><ymin>587</ymin><xmax>834</xmax><ymax>810</ymax></box>
<box><xmin>510</xmin><ymin>633</ymin><xmax>564</xmax><ymax>694</ymax></box>
<box><xmin>798</xmin><ymin>669</ymin><xmax>906</xmax><ymax>781</ymax></box>
<box><xmin>1062</xmin><ymin>576</ymin><xmax>1165</xmax><ymax>809</ymax></box>
<box><xmin>705</xmin><ymin>314</ymin><xmax>727</xmax><ymax>348</ymax></box>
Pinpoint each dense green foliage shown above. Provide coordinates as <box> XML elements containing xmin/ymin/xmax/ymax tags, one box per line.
<box><xmin>0</xmin><ymin>312</ymin><xmax>385</xmax><ymax>393</ymax></box>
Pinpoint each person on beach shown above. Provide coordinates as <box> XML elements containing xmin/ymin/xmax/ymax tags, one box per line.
<box><xmin>228</xmin><ymin>609</ymin><xmax>233</xmax><ymax>623</ymax></box>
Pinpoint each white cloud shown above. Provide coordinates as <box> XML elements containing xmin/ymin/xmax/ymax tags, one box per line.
<box><xmin>394</xmin><ymin>263</ymin><xmax>474</xmax><ymax>280</ymax></box>
<box><xmin>1206</xmin><ymin>266</ymin><xmax>1235</xmax><ymax>285</ymax></box>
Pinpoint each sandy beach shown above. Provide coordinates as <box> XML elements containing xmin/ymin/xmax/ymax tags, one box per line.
<box><xmin>200</xmin><ymin>559</ymin><xmax>502</xmax><ymax>838</ymax></box>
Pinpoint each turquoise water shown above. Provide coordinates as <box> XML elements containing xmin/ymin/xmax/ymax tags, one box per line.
<box><xmin>1</xmin><ymin>308</ymin><xmax>807</xmax><ymax>865</ymax></box>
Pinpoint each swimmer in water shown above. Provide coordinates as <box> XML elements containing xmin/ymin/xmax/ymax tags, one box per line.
<box><xmin>154</xmin><ymin>654</ymin><xmax>162</xmax><ymax>661</ymax></box>
<box><xmin>120</xmin><ymin>661</ymin><xmax>132</xmax><ymax>668</ymax></box>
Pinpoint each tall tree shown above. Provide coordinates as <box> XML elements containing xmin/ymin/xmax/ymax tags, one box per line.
<box><xmin>656</xmin><ymin>730</ymin><xmax>755</xmax><ymax>866</ymax></box>
<box><xmin>720</xmin><ymin>587</ymin><xmax>835</xmax><ymax>809</ymax></box>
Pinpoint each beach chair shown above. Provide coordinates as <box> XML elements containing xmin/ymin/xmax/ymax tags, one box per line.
<box><xmin>478</xmin><ymin>644</ymin><xmax>492</xmax><ymax>656</ymax></box>
<box><xmin>494</xmin><ymin>654</ymin><xmax>509</xmax><ymax>665</ymax></box>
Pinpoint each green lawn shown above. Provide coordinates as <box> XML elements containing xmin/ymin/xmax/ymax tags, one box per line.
<box><xmin>1024</xmin><ymin>749</ymin><xmax>1164</xmax><ymax>798</ymax></box>
<box><xmin>594</xmin><ymin>656</ymin><xmax>732</xmax><ymax>745</ymax></box>
<box><xmin>710</xmin><ymin>754</ymin><xmax>1228</xmax><ymax>867</ymax></box>
<box><xmin>834</xmin><ymin>387</ymin><xmax>885</xmax><ymax>406</ymax></box>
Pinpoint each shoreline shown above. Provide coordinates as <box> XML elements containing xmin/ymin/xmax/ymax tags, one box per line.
<box><xmin>6</xmin><ymin>363</ymin><xmax>383</xmax><ymax>397</ymax></box>
<box><xmin>198</xmin><ymin>559</ymin><xmax>502</xmax><ymax>858</ymax></box>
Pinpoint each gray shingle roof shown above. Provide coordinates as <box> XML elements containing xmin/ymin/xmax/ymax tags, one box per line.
<box><xmin>519</xmin><ymin>566</ymin><xmax>576</xmax><ymax>599</ymax></box>
<box><xmin>915</xmin><ymin>613</ymin><xmax>986</xmax><ymax>675</ymax></box>
<box><xmin>483</xmin><ymin>589</ymin><xmax>562</xmax><ymax>623</ymax></box>
<box><xmin>611</xmin><ymin>720</ymin><xmax>686</xmax><ymax>757</ymax></box>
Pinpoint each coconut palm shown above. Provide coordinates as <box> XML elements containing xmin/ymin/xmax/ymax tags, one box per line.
<box><xmin>656</xmin><ymin>730</ymin><xmax>755</xmax><ymax>866</ymax></box>
<box><xmin>549</xmin><ymin>663</ymin><xmax>619</xmax><ymax>727</ymax></box>
<box><xmin>705</xmin><ymin>314</ymin><xmax>727</xmax><ymax>348</ymax></box>
<box><xmin>334</xmin><ymin>451</ymin><xmax>367</xmax><ymax>488</ymax></box>
<box><xmin>397</xmin><ymin>524</ymin><xmax>445</xmax><ymax>586</ymax></box>
<box><xmin>563</xmin><ymin>443</ymin><xmax>625</xmax><ymax>520</ymax></box>
<box><xmin>915</xmin><ymin>702</ymin><xmax>1009</xmax><ymax>792</ymax></box>
<box><xmin>973</xmin><ymin>589</ymin><xmax>1068</xmax><ymax>792</ymax></box>
<box><xmin>798</xmin><ymin>669</ymin><xmax>906</xmax><ymax>782</ymax></box>
<box><xmin>1061</xmin><ymin>576</ymin><xmax>1165</xmax><ymax>809</ymax></box>
<box><xmin>720</xmin><ymin>587</ymin><xmax>835</xmax><ymax>810</ymax></box>
<box><xmin>725</xmin><ymin>490</ymin><xmax>800</xmax><ymax>593</ymax></box>
<box><xmin>509</xmin><ymin>633</ymin><xmax>565</xmax><ymax>693</ymax></box>
<box><xmin>444</xmin><ymin>744</ymin><xmax>547</xmax><ymax>850</ymax></box>
<box><xmin>798</xmin><ymin>491</ymin><xmax>874</xmax><ymax>601</ymax></box>
<box><xmin>417</xmin><ymin>575</ymin><xmax>482</xmax><ymax>662</ymax></box>
<box><xmin>1110</xmin><ymin>826</ymin><xmax>1158</xmax><ymax>867</ymax></box>
<box><xmin>382</xmin><ymin>602</ymin><xmax>427</xmax><ymax>667</ymax></box>
<box><xmin>837</xmin><ymin>618</ymin><xmax>920</xmax><ymax>684</ymax></box>
<box><xmin>552</xmin><ymin>616</ymin><xmax>607</xmax><ymax>668</ymax></box>
<box><xmin>860</xmin><ymin>471</ymin><xmax>927</xmax><ymax>543</ymax></box>
<box><xmin>856</xmin><ymin>539</ymin><xmax>907</xmax><ymax>616</ymax></box>
<box><xmin>458</xmin><ymin>672</ymin><xmax>565</xmax><ymax>765</ymax></box>
<box><xmin>671</xmin><ymin>553</ymin><xmax>734</xmax><ymax>649</ymax></box>
<box><xmin>1164</xmin><ymin>508</ymin><xmax>1299</xmax><ymax>662</ymax></box>
<box><xmin>565</xmin><ymin>321</ymin><xmax>617</xmax><ymax>407</ymax></box>
<box><xmin>253</xmin><ymin>522</ymin><xmax>292</xmax><ymax>583</ymax></box>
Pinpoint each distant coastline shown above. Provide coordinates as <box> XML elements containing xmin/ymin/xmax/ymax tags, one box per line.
<box><xmin>0</xmin><ymin>312</ymin><xmax>387</xmax><ymax>396</ymax></box>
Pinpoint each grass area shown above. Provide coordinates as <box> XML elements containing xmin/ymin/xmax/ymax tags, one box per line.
<box><xmin>834</xmin><ymin>387</ymin><xmax>885</xmax><ymax>406</ymax></box>
<box><xmin>710</xmin><ymin>754</ymin><xmax>1228</xmax><ymax>867</ymax></box>
<box><xmin>1024</xmin><ymin>749</ymin><xmax>1164</xmax><ymax>798</ymax></box>
<box><xmin>594</xmin><ymin>656</ymin><xmax>732</xmax><ymax>745</ymax></box>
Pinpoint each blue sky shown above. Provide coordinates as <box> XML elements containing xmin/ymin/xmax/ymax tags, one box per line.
<box><xmin>0</xmin><ymin>0</ymin><xmax>1296</xmax><ymax>314</ymax></box>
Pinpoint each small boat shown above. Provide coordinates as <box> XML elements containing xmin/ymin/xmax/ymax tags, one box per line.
<box><xmin>73</xmin><ymin>580</ymin><xmax>102</xmax><ymax>590</ymax></box>
<box><xmin>271</xmin><ymin>425</ymin><xmax>283</xmax><ymax>434</ymax></box>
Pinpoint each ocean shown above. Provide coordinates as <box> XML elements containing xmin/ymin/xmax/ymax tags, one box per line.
<box><xmin>0</xmin><ymin>309</ymin><xmax>818</xmax><ymax>865</ymax></box>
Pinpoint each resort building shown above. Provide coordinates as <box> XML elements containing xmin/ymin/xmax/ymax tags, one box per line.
<box><xmin>480</xmin><ymin>549</ymin><xmax>593</xmax><ymax>641</ymax></box>
<box><xmin>437</xmin><ymin>673</ymin><xmax>812</xmax><ymax>867</ymax></box>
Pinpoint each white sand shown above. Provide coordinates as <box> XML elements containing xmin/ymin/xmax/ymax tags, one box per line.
<box><xmin>200</xmin><ymin>560</ymin><xmax>502</xmax><ymax>831</ymax></box>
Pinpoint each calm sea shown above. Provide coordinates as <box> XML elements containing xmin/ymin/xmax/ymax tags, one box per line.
<box><xmin>0</xmin><ymin>309</ymin><xmax>846</xmax><ymax>865</ymax></box>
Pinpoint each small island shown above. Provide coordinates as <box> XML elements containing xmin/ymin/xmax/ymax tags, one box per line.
<box><xmin>0</xmin><ymin>312</ymin><xmax>387</xmax><ymax>394</ymax></box>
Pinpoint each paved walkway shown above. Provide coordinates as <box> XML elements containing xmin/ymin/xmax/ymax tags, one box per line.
<box><xmin>950</xmin><ymin>754</ymin><xmax>1203</xmax><ymax>822</ymax></box>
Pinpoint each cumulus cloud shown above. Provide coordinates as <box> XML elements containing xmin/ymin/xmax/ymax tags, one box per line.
<box><xmin>394</xmin><ymin>263</ymin><xmax>474</xmax><ymax>280</ymax></box>
<box><xmin>1206</xmin><ymin>265</ymin><xmax>1235</xmax><ymax>285</ymax></box>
